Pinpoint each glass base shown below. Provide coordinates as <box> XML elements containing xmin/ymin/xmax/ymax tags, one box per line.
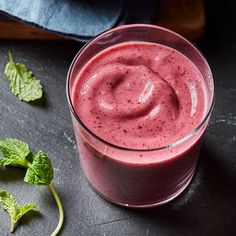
<box><xmin>89</xmin><ymin>168</ymin><xmax>195</xmax><ymax>209</ymax></box>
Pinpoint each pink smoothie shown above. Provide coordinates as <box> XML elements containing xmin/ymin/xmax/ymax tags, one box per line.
<box><xmin>71</xmin><ymin>42</ymin><xmax>208</xmax><ymax>206</ymax></box>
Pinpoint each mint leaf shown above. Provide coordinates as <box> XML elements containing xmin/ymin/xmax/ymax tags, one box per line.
<box><xmin>0</xmin><ymin>189</ymin><xmax>38</xmax><ymax>232</ymax></box>
<box><xmin>24</xmin><ymin>151</ymin><xmax>53</xmax><ymax>185</ymax></box>
<box><xmin>0</xmin><ymin>139</ymin><xmax>30</xmax><ymax>167</ymax></box>
<box><xmin>0</xmin><ymin>139</ymin><xmax>64</xmax><ymax>235</ymax></box>
<box><xmin>4</xmin><ymin>52</ymin><xmax>43</xmax><ymax>102</ymax></box>
<box><xmin>0</xmin><ymin>139</ymin><xmax>29</xmax><ymax>158</ymax></box>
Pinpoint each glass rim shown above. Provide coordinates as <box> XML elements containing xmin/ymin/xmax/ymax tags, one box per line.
<box><xmin>66</xmin><ymin>24</ymin><xmax>215</xmax><ymax>152</ymax></box>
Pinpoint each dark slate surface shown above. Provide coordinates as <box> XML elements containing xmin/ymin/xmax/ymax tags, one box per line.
<box><xmin>0</xmin><ymin>4</ymin><xmax>236</xmax><ymax>236</ymax></box>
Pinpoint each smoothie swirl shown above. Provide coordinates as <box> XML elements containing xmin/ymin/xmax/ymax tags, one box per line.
<box><xmin>72</xmin><ymin>42</ymin><xmax>206</xmax><ymax>149</ymax></box>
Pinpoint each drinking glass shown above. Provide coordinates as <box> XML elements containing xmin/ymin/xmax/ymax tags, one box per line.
<box><xmin>66</xmin><ymin>24</ymin><xmax>214</xmax><ymax>208</ymax></box>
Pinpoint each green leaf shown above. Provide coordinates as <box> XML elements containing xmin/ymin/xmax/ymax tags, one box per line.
<box><xmin>0</xmin><ymin>139</ymin><xmax>30</xmax><ymax>167</ymax></box>
<box><xmin>24</xmin><ymin>151</ymin><xmax>53</xmax><ymax>185</ymax></box>
<box><xmin>0</xmin><ymin>189</ymin><xmax>38</xmax><ymax>232</ymax></box>
<box><xmin>0</xmin><ymin>138</ymin><xmax>64</xmax><ymax>235</ymax></box>
<box><xmin>4</xmin><ymin>52</ymin><xmax>43</xmax><ymax>102</ymax></box>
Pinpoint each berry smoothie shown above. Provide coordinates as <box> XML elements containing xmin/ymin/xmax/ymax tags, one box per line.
<box><xmin>71</xmin><ymin>41</ymin><xmax>208</xmax><ymax>207</ymax></box>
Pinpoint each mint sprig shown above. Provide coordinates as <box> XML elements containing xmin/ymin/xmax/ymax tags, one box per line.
<box><xmin>0</xmin><ymin>138</ymin><xmax>64</xmax><ymax>235</ymax></box>
<box><xmin>4</xmin><ymin>52</ymin><xmax>43</xmax><ymax>102</ymax></box>
<box><xmin>0</xmin><ymin>189</ymin><xmax>38</xmax><ymax>232</ymax></box>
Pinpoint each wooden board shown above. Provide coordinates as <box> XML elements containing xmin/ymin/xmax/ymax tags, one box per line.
<box><xmin>156</xmin><ymin>0</ymin><xmax>205</xmax><ymax>40</ymax></box>
<box><xmin>0</xmin><ymin>0</ymin><xmax>205</xmax><ymax>40</ymax></box>
<box><xmin>0</xmin><ymin>17</ymin><xmax>65</xmax><ymax>40</ymax></box>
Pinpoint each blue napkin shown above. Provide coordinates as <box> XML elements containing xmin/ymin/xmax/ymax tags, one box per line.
<box><xmin>0</xmin><ymin>0</ymin><xmax>157</xmax><ymax>42</ymax></box>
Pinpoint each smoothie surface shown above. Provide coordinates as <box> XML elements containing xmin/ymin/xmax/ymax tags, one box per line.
<box><xmin>72</xmin><ymin>42</ymin><xmax>207</xmax><ymax>149</ymax></box>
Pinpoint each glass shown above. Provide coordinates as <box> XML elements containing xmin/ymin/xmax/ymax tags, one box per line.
<box><xmin>66</xmin><ymin>24</ymin><xmax>214</xmax><ymax>208</ymax></box>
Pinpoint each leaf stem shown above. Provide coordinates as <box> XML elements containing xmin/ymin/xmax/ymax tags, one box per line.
<box><xmin>21</xmin><ymin>159</ymin><xmax>32</xmax><ymax>168</ymax></box>
<box><xmin>10</xmin><ymin>220</ymin><xmax>15</xmax><ymax>233</ymax></box>
<box><xmin>48</xmin><ymin>183</ymin><xmax>64</xmax><ymax>236</ymax></box>
<box><xmin>8</xmin><ymin>51</ymin><xmax>14</xmax><ymax>64</ymax></box>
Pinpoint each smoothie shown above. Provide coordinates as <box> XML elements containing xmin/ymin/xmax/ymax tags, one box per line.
<box><xmin>73</xmin><ymin>42</ymin><xmax>206</xmax><ymax>149</ymax></box>
<box><xmin>71</xmin><ymin>41</ymin><xmax>208</xmax><ymax>206</ymax></box>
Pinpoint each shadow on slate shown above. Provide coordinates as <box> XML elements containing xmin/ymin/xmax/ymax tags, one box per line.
<box><xmin>0</xmin><ymin>167</ymin><xmax>26</xmax><ymax>183</ymax></box>
<box><xmin>28</xmin><ymin>91</ymin><xmax>48</xmax><ymax>108</ymax></box>
<box><xmin>18</xmin><ymin>210</ymin><xmax>43</xmax><ymax>229</ymax></box>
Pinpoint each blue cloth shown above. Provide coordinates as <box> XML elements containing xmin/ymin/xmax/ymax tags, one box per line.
<box><xmin>0</xmin><ymin>0</ymin><xmax>157</xmax><ymax>42</ymax></box>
